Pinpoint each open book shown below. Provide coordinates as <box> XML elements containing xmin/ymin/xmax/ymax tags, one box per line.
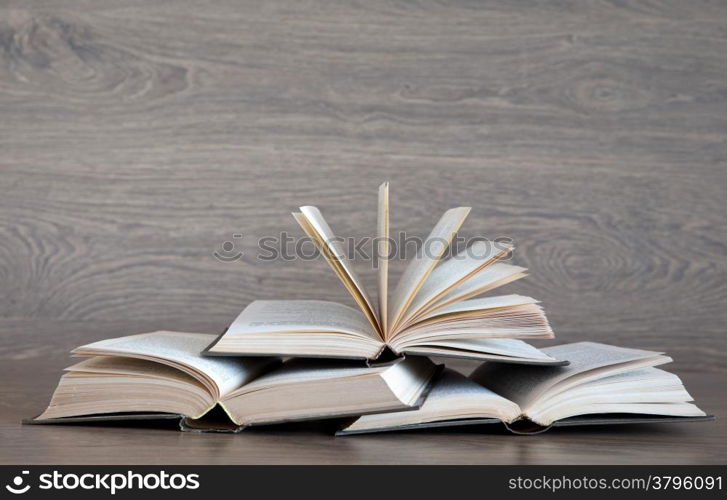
<box><xmin>206</xmin><ymin>183</ymin><xmax>558</xmax><ymax>364</ymax></box>
<box><xmin>338</xmin><ymin>342</ymin><xmax>711</xmax><ymax>435</ymax></box>
<box><xmin>29</xmin><ymin>331</ymin><xmax>439</xmax><ymax>431</ymax></box>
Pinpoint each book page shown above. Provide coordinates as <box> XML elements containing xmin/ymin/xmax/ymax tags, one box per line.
<box><xmin>295</xmin><ymin>207</ymin><xmax>381</xmax><ymax>335</ymax></box>
<box><xmin>377</xmin><ymin>182</ymin><xmax>390</xmax><ymax>337</ymax></box>
<box><xmin>529</xmin><ymin>368</ymin><xmax>707</xmax><ymax>425</ymax></box>
<box><xmin>422</xmin><ymin>263</ymin><xmax>527</xmax><ymax>316</ymax></box>
<box><xmin>537</xmin><ymin>402</ymin><xmax>706</xmax><ymax>425</ymax></box>
<box><xmin>293</xmin><ymin>211</ymin><xmax>373</xmax><ymax>327</ymax></box>
<box><xmin>72</xmin><ymin>331</ymin><xmax>274</xmax><ymax>398</ymax></box>
<box><xmin>470</xmin><ymin>342</ymin><xmax>668</xmax><ymax>410</ymax></box>
<box><xmin>387</xmin><ymin>206</ymin><xmax>470</xmax><ymax>332</ymax></box>
<box><xmin>66</xmin><ymin>356</ymin><xmax>201</xmax><ymax>386</ymax></box>
<box><xmin>37</xmin><ymin>355</ymin><xmax>219</xmax><ymax>421</ymax></box>
<box><xmin>225</xmin><ymin>357</ymin><xmax>435</xmax><ymax>408</ymax></box>
<box><xmin>413</xmin><ymin>294</ymin><xmax>538</xmax><ymax>323</ymax></box>
<box><xmin>220</xmin><ymin>357</ymin><xmax>435</xmax><ymax>425</ymax></box>
<box><xmin>224</xmin><ymin>300</ymin><xmax>379</xmax><ymax>338</ymax></box>
<box><xmin>343</xmin><ymin>369</ymin><xmax>521</xmax><ymax>432</ymax></box>
<box><xmin>398</xmin><ymin>240</ymin><xmax>512</xmax><ymax>328</ymax></box>
<box><xmin>229</xmin><ymin>358</ymin><xmax>385</xmax><ymax>392</ymax></box>
<box><xmin>400</xmin><ymin>338</ymin><xmax>557</xmax><ymax>362</ymax></box>
<box><xmin>529</xmin><ymin>367</ymin><xmax>696</xmax><ymax>419</ymax></box>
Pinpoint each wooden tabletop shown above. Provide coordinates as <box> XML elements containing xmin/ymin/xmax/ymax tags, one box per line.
<box><xmin>1</xmin><ymin>1</ymin><xmax>726</xmax><ymax>465</ymax></box>
<box><xmin>1</xmin><ymin>321</ymin><xmax>724</xmax><ymax>465</ymax></box>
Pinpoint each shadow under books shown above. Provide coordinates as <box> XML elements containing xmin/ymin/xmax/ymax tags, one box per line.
<box><xmin>24</xmin><ymin>409</ymin><xmax>710</xmax><ymax>438</ymax></box>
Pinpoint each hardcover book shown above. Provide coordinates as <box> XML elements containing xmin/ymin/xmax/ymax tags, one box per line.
<box><xmin>206</xmin><ymin>183</ymin><xmax>561</xmax><ymax>364</ymax></box>
<box><xmin>29</xmin><ymin>331</ymin><xmax>439</xmax><ymax>432</ymax></box>
<box><xmin>337</xmin><ymin>342</ymin><xmax>712</xmax><ymax>435</ymax></box>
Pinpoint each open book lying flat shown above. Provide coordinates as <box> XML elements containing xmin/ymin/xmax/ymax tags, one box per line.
<box><xmin>338</xmin><ymin>342</ymin><xmax>713</xmax><ymax>435</ymax></box>
<box><xmin>206</xmin><ymin>182</ymin><xmax>558</xmax><ymax>364</ymax></box>
<box><xmin>28</xmin><ymin>331</ymin><xmax>439</xmax><ymax>432</ymax></box>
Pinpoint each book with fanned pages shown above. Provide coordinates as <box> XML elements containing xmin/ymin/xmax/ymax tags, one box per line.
<box><xmin>205</xmin><ymin>182</ymin><xmax>563</xmax><ymax>365</ymax></box>
<box><xmin>337</xmin><ymin>342</ymin><xmax>713</xmax><ymax>435</ymax></box>
<box><xmin>27</xmin><ymin>331</ymin><xmax>440</xmax><ymax>432</ymax></box>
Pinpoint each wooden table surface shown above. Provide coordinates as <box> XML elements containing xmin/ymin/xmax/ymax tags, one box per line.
<box><xmin>1</xmin><ymin>1</ymin><xmax>726</xmax><ymax>464</ymax></box>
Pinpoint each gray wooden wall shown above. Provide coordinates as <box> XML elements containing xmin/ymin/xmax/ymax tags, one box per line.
<box><xmin>1</xmin><ymin>1</ymin><xmax>726</xmax><ymax>373</ymax></box>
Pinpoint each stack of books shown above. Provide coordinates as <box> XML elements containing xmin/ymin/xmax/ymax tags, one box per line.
<box><xmin>30</xmin><ymin>184</ymin><xmax>711</xmax><ymax>435</ymax></box>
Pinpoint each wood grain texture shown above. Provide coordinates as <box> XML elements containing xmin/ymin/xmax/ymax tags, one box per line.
<box><xmin>1</xmin><ymin>0</ymin><xmax>727</xmax><ymax>463</ymax></box>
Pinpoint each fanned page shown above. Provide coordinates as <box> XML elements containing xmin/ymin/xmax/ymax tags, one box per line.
<box><xmin>73</xmin><ymin>331</ymin><xmax>273</xmax><ymax>398</ymax></box>
<box><xmin>387</xmin><ymin>206</ymin><xmax>471</xmax><ymax>333</ymax></box>
<box><xmin>410</xmin><ymin>294</ymin><xmax>540</xmax><ymax>324</ymax></box>
<box><xmin>295</xmin><ymin>207</ymin><xmax>381</xmax><ymax>336</ymax></box>
<box><xmin>377</xmin><ymin>182</ymin><xmax>390</xmax><ymax>336</ymax></box>
<box><xmin>67</xmin><ymin>356</ymin><xmax>200</xmax><ymax>384</ymax></box>
<box><xmin>397</xmin><ymin>240</ymin><xmax>513</xmax><ymax>330</ymax></box>
<box><xmin>206</xmin><ymin>300</ymin><xmax>384</xmax><ymax>359</ymax></box>
<box><xmin>396</xmin><ymin>295</ymin><xmax>553</xmax><ymax>341</ymax></box>
<box><xmin>470</xmin><ymin>342</ymin><xmax>671</xmax><ymax>412</ymax></box>
<box><xmin>523</xmin><ymin>367</ymin><xmax>706</xmax><ymax>425</ymax></box>
<box><xmin>410</xmin><ymin>263</ymin><xmax>528</xmax><ymax>321</ymax></box>
<box><xmin>36</xmin><ymin>356</ymin><xmax>218</xmax><ymax>421</ymax></box>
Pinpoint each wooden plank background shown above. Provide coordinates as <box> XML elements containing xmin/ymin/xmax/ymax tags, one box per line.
<box><xmin>1</xmin><ymin>0</ymin><xmax>726</xmax><ymax>377</ymax></box>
